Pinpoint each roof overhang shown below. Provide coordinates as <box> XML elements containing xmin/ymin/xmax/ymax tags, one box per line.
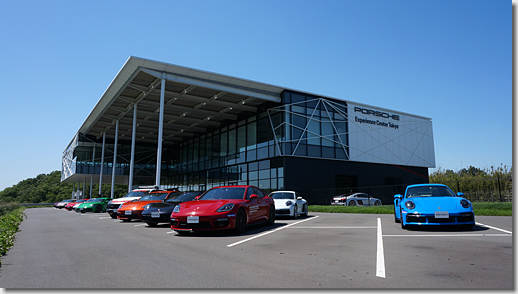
<box><xmin>77</xmin><ymin>56</ymin><xmax>284</xmax><ymax>146</ymax></box>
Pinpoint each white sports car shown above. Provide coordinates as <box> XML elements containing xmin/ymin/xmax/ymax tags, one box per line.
<box><xmin>269</xmin><ymin>191</ymin><xmax>308</xmax><ymax>218</ymax></box>
<box><xmin>331</xmin><ymin>193</ymin><xmax>382</xmax><ymax>206</ymax></box>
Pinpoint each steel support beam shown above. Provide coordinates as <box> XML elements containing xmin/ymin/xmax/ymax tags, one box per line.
<box><xmin>155</xmin><ymin>78</ymin><xmax>165</xmax><ymax>188</ymax></box>
<box><xmin>129</xmin><ymin>104</ymin><xmax>137</xmax><ymax>192</ymax></box>
<box><xmin>99</xmin><ymin>132</ymin><xmax>105</xmax><ymax>196</ymax></box>
<box><xmin>110</xmin><ymin>120</ymin><xmax>119</xmax><ymax>199</ymax></box>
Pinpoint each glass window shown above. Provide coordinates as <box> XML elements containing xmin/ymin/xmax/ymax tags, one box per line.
<box><xmin>247</xmin><ymin>121</ymin><xmax>257</xmax><ymax>150</ymax></box>
<box><xmin>228</xmin><ymin>128</ymin><xmax>236</xmax><ymax>155</ymax></box>
<box><xmin>220</xmin><ymin>132</ymin><xmax>228</xmax><ymax>157</ymax></box>
<box><xmin>259</xmin><ymin>169</ymin><xmax>270</xmax><ymax>179</ymax></box>
<box><xmin>237</xmin><ymin>125</ymin><xmax>246</xmax><ymax>152</ymax></box>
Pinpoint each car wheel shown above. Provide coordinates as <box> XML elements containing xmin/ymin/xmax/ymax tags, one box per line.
<box><xmin>235</xmin><ymin>209</ymin><xmax>247</xmax><ymax>234</ymax></box>
<box><xmin>348</xmin><ymin>200</ymin><xmax>357</xmax><ymax>206</ymax></box>
<box><xmin>267</xmin><ymin>205</ymin><xmax>275</xmax><ymax>225</ymax></box>
<box><xmin>147</xmin><ymin>222</ymin><xmax>157</xmax><ymax>227</ymax></box>
<box><xmin>94</xmin><ymin>205</ymin><xmax>101</xmax><ymax>213</ymax></box>
<box><xmin>374</xmin><ymin>200</ymin><xmax>381</xmax><ymax>206</ymax></box>
<box><xmin>110</xmin><ymin>214</ymin><xmax>117</xmax><ymax>219</ymax></box>
<box><xmin>176</xmin><ymin>231</ymin><xmax>190</xmax><ymax>236</ymax></box>
<box><xmin>302</xmin><ymin>204</ymin><xmax>308</xmax><ymax>217</ymax></box>
<box><xmin>394</xmin><ymin>203</ymin><xmax>401</xmax><ymax>223</ymax></box>
<box><xmin>122</xmin><ymin>219</ymin><xmax>131</xmax><ymax>222</ymax></box>
<box><xmin>292</xmin><ymin>205</ymin><xmax>298</xmax><ymax>219</ymax></box>
<box><xmin>400</xmin><ymin>208</ymin><xmax>406</xmax><ymax>229</ymax></box>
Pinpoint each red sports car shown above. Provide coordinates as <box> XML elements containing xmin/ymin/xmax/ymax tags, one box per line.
<box><xmin>170</xmin><ymin>185</ymin><xmax>275</xmax><ymax>235</ymax></box>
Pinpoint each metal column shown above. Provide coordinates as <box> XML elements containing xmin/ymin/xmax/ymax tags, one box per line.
<box><xmin>129</xmin><ymin>104</ymin><xmax>137</xmax><ymax>192</ymax></box>
<box><xmin>99</xmin><ymin>132</ymin><xmax>105</xmax><ymax>196</ymax></box>
<box><xmin>110</xmin><ymin>120</ymin><xmax>119</xmax><ymax>199</ymax></box>
<box><xmin>90</xmin><ymin>147</ymin><xmax>95</xmax><ymax>198</ymax></box>
<box><xmin>155</xmin><ymin>78</ymin><xmax>165</xmax><ymax>188</ymax></box>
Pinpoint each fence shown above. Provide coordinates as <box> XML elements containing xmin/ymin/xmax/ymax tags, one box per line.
<box><xmin>300</xmin><ymin>180</ymin><xmax>513</xmax><ymax>206</ymax></box>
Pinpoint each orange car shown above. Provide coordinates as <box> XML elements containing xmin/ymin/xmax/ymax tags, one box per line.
<box><xmin>117</xmin><ymin>190</ymin><xmax>181</xmax><ymax>222</ymax></box>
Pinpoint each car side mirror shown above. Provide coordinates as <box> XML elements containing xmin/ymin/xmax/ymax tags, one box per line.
<box><xmin>394</xmin><ymin>194</ymin><xmax>402</xmax><ymax>200</ymax></box>
<box><xmin>297</xmin><ymin>197</ymin><xmax>302</xmax><ymax>200</ymax></box>
<box><xmin>457</xmin><ymin>192</ymin><xmax>464</xmax><ymax>197</ymax></box>
<box><xmin>250</xmin><ymin>194</ymin><xmax>258</xmax><ymax>200</ymax></box>
<box><xmin>194</xmin><ymin>196</ymin><xmax>201</xmax><ymax>200</ymax></box>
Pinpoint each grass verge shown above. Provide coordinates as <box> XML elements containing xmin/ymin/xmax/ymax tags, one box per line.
<box><xmin>0</xmin><ymin>205</ymin><xmax>26</xmax><ymax>267</ymax></box>
<box><xmin>308</xmin><ymin>202</ymin><xmax>512</xmax><ymax>216</ymax></box>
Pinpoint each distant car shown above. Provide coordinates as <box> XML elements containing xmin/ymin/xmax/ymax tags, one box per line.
<box><xmin>65</xmin><ymin>199</ymin><xmax>87</xmax><ymax>211</ymax></box>
<box><xmin>76</xmin><ymin>198</ymin><xmax>111</xmax><ymax>213</ymax></box>
<box><xmin>55</xmin><ymin>199</ymin><xmax>75</xmax><ymax>209</ymax></box>
<box><xmin>117</xmin><ymin>190</ymin><xmax>181</xmax><ymax>222</ymax></box>
<box><xmin>331</xmin><ymin>193</ymin><xmax>382</xmax><ymax>206</ymax></box>
<box><xmin>269</xmin><ymin>191</ymin><xmax>308</xmax><ymax>218</ymax></box>
<box><xmin>141</xmin><ymin>191</ymin><xmax>203</xmax><ymax>226</ymax></box>
<box><xmin>170</xmin><ymin>185</ymin><xmax>275</xmax><ymax>235</ymax></box>
<box><xmin>106</xmin><ymin>186</ymin><xmax>161</xmax><ymax>219</ymax></box>
<box><xmin>394</xmin><ymin>183</ymin><xmax>475</xmax><ymax>229</ymax></box>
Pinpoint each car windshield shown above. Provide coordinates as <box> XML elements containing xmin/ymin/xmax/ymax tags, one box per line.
<box><xmin>271</xmin><ymin>192</ymin><xmax>295</xmax><ymax>200</ymax></box>
<box><xmin>139</xmin><ymin>193</ymin><xmax>170</xmax><ymax>201</ymax></box>
<box><xmin>166</xmin><ymin>192</ymin><xmax>201</xmax><ymax>202</ymax></box>
<box><xmin>200</xmin><ymin>188</ymin><xmax>246</xmax><ymax>200</ymax></box>
<box><xmin>85</xmin><ymin>198</ymin><xmax>101</xmax><ymax>203</ymax></box>
<box><xmin>406</xmin><ymin>186</ymin><xmax>456</xmax><ymax>198</ymax></box>
<box><xmin>123</xmin><ymin>191</ymin><xmax>147</xmax><ymax>198</ymax></box>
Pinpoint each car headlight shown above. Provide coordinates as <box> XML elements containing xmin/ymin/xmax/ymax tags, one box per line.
<box><xmin>118</xmin><ymin>204</ymin><xmax>123</xmax><ymax>209</ymax></box>
<box><xmin>143</xmin><ymin>204</ymin><xmax>151</xmax><ymax>210</ymax></box>
<box><xmin>216</xmin><ymin>203</ymin><xmax>235</xmax><ymax>212</ymax></box>
<box><xmin>173</xmin><ymin>204</ymin><xmax>181</xmax><ymax>213</ymax></box>
<box><xmin>460</xmin><ymin>199</ymin><xmax>471</xmax><ymax>208</ymax></box>
<box><xmin>285</xmin><ymin>201</ymin><xmax>292</xmax><ymax>206</ymax></box>
<box><xmin>405</xmin><ymin>201</ymin><xmax>415</xmax><ymax>210</ymax></box>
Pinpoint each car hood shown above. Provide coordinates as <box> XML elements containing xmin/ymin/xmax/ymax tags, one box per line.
<box><xmin>178</xmin><ymin>200</ymin><xmax>240</xmax><ymax>215</ymax></box>
<box><xmin>110</xmin><ymin>197</ymin><xmax>141</xmax><ymax>204</ymax></box>
<box><xmin>410</xmin><ymin>197</ymin><xmax>464</xmax><ymax>211</ymax></box>
<box><xmin>120</xmin><ymin>200</ymin><xmax>161</xmax><ymax>210</ymax></box>
<box><xmin>273</xmin><ymin>199</ymin><xmax>294</xmax><ymax>207</ymax></box>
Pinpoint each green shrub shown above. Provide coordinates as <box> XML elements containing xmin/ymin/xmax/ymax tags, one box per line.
<box><xmin>0</xmin><ymin>206</ymin><xmax>25</xmax><ymax>267</ymax></box>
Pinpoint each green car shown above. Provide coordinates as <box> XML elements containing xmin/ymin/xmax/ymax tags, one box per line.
<box><xmin>76</xmin><ymin>198</ymin><xmax>111</xmax><ymax>213</ymax></box>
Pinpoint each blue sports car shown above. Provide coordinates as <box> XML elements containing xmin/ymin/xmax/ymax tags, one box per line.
<box><xmin>394</xmin><ymin>184</ymin><xmax>475</xmax><ymax>229</ymax></box>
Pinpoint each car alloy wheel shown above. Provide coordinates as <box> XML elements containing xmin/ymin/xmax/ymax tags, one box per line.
<box><xmin>302</xmin><ymin>204</ymin><xmax>308</xmax><ymax>217</ymax></box>
<box><xmin>267</xmin><ymin>205</ymin><xmax>275</xmax><ymax>225</ymax></box>
<box><xmin>235</xmin><ymin>209</ymin><xmax>247</xmax><ymax>234</ymax></box>
<box><xmin>349</xmin><ymin>200</ymin><xmax>357</xmax><ymax>206</ymax></box>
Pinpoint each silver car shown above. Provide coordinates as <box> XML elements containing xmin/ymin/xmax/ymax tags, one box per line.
<box><xmin>331</xmin><ymin>193</ymin><xmax>382</xmax><ymax>206</ymax></box>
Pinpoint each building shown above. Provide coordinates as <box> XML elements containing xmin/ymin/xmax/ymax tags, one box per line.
<box><xmin>61</xmin><ymin>56</ymin><xmax>435</xmax><ymax>204</ymax></box>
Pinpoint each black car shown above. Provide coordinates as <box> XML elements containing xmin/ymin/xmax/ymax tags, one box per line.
<box><xmin>141</xmin><ymin>191</ymin><xmax>202</xmax><ymax>226</ymax></box>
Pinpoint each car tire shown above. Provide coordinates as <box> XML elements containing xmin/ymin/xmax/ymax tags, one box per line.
<box><xmin>400</xmin><ymin>208</ymin><xmax>406</xmax><ymax>229</ymax></box>
<box><xmin>80</xmin><ymin>210</ymin><xmax>85</xmax><ymax>214</ymax></box>
<box><xmin>235</xmin><ymin>209</ymin><xmax>247</xmax><ymax>234</ymax></box>
<box><xmin>110</xmin><ymin>214</ymin><xmax>117</xmax><ymax>219</ymax></box>
<box><xmin>176</xmin><ymin>231</ymin><xmax>190</xmax><ymax>236</ymax></box>
<box><xmin>292</xmin><ymin>205</ymin><xmax>298</xmax><ymax>219</ymax></box>
<box><xmin>147</xmin><ymin>222</ymin><xmax>157</xmax><ymax>227</ymax></box>
<box><xmin>94</xmin><ymin>205</ymin><xmax>101</xmax><ymax>213</ymax></box>
<box><xmin>374</xmin><ymin>200</ymin><xmax>381</xmax><ymax>206</ymax></box>
<box><xmin>394</xmin><ymin>206</ymin><xmax>400</xmax><ymax>223</ymax></box>
<box><xmin>348</xmin><ymin>200</ymin><xmax>357</xmax><ymax>206</ymax></box>
<box><xmin>122</xmin><ymin>219</ymin><xmax>131</xmax><ymax>222</ymax></box>
<box><xmin>267</xmin><ymin>205</ymin><xmax>275</xmax><ymax>226</ymax></box>
<box><xmin>302</xmin><ymin>204</ymin><xmax>308</xmax><ymax>217</ymax></box>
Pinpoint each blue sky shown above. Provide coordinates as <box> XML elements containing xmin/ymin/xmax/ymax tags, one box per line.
<box><xmin>0</xmin><ymin>0</ymin><xmax>512</xmax><ymax>191</ymax></box>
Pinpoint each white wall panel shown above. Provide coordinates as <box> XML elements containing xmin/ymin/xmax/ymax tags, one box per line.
<box><xmin>347</xmin><ymin>103</ymin><xmax>435</xmax><ymax>168</ymax></box>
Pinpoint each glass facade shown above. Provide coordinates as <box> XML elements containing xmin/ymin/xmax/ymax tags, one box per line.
<box><xmin>64</xmin><ymin>90</ymin><xmax>350</xmax><ymax>195</ymax></box>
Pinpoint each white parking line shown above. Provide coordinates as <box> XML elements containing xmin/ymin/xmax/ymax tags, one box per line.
<box><xmin>476</xmin><ymin>222</ymin><xmax>512</xmax><ymax>234</ymax></box>
<box><xmin>226</xmin><ymin>216</ymin><xmax>319</xmax><ymax>248</ymax></box>
<box><xmin>376</xmin><ymin>218</ymin><xmax>386</xmax><ymax>278</ymax></box>
<box><xmin>99</xmin><ymin>217</ymin><xmax>112</xmax><ymax>219</ymax></box>
<box><xmin>134</xmin><ymin>224</ymin><xmax>147</xmax><ymax>227</ymax></box>
<box><xmin>288</xmin><ymin>226</ymin><xmax>376</xmax><ymax>229</ymax></box>
<box><xmin>383</xmin><ymin>233</ymin><xmax>512</xmax><ymax>237</ymax></box>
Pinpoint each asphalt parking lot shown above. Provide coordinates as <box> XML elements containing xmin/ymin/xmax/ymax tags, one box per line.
<box><xmin>0</xmin><ymin>207</ymin><xmax>512</xmax><ymax>289</ymax></box>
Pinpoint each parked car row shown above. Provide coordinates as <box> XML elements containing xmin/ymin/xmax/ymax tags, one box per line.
<box><xmin>55</xmin><ymin>183</ymin><xmax>474</xmax><ymax>231</ymax></box>
<box><xmin>55</xmin><ymin>185</ymin><xmax>310</xmax><ymax>235</ymax></box>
